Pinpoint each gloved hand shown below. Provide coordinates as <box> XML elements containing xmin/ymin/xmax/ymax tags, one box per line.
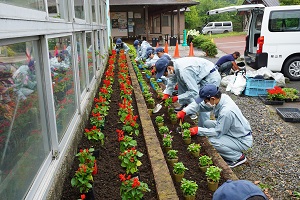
<box><xmin>151</xmin><ymin>69</ymin><xmax>156</xmax><ymax>75</ymax></box>
<box><xmin>162</xmin><ymin>94</ymin><xmax>170</xmax><ymax>101</ymax></box>
<box><xmin>172</xmin><ymin>96</ymin><xmax>178</xmax><ymax>103</ymax></box>
<box><xmin>189</xmin><ymin>127</ymin><xmax>198</xmax><ymax>136</ymax></box>
<box><xmin>177</xmin><ymin>110</ymin><xmax>186</xmax><ymax>120</ymax></box>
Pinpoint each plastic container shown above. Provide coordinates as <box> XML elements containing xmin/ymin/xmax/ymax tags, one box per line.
<box><xmin>276</xmin><ymin>108</ymin><xmax>300</xmax><ymax>122</ymax></box>
<box><xmin>244</xmin><ymin>78</ymin><xmax>276</xmax><ymax>97</ymax></box>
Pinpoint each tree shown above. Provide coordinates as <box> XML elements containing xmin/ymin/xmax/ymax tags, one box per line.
<box><xmin>280</xmin><ymin>0</ymin><xmax>300</xmax><ymax>5</ymax></box>
<box><xmin>185</xmin><ymin>0</ymin><xmax>244</xmax><ymax>31</ymax></box>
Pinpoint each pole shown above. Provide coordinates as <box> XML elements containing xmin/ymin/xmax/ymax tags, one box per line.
<box><xmin>182</xmin><ymin>29</ymin><xmax>188</xmax><ymax>46</ymax></box>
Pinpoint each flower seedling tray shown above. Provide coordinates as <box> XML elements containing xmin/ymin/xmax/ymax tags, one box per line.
<box><xmin>258</xmin><ymin>95</ymin><xmax>284</xmax><ymax>105</ymax></box>
<box><xmin>276</xmin><ymin>108</ymin><xmax>300</xmax><ymax>122</ymax></box>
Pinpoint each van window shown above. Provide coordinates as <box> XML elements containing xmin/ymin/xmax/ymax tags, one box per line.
<box><xmin>206</xmin><ymin>23</ymin><xmax>213</xmax><ymax>27</ymax></box>
<box><xmin>223</xmin><ymin>22</ymin><xmax>231</xmax><ymax>26</ymax></box>
<box><xmin>215</xmin><ymin>23</ymin><xmax>222</xmax><ymax>27</ymax></box>
<box><xmin>269</xmin><ymin>10</ymin><xmax>300</xmax><ymax>32</ymax></box>
<box><xmin>255</xmin><ymin>14</ymin><xmax>263</xmax><ymax>30</ymax></box>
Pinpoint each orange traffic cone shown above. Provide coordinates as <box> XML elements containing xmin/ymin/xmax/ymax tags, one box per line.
<box><xmin>173</xmin><ymin>42</ymin><xmax>180</xmax><ymax>58</ymax></box>
<box><xmin>164</xmin><ymin>41</ymin><xmax>169</xmax><ymax>54</ymax></box>
<box><xmin>156</xmin><ymin>41</ymin><xmax>159</xmax><ymax>48</ymax></box>
<box><xmin>188</xmin><ymin>42</ymin><xmax>195</xmax><ymax>57</ymax></box>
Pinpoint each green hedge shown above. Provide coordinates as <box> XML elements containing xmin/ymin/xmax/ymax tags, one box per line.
<box><xmin>192</xmin><ymin>35</ymin><xmax>218</xmax><ymax>57</ymax></box>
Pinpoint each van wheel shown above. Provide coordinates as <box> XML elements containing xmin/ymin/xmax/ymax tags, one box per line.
<box><xmin>207</xmin><ymin>31</ymin><xmax>212</xmax><ymax>35</ymax></box>
<box><xmin>283</xmin><ymin>56</ymin><xmax>300</xmax><ymax>81</ymax></box>
<box><xmin>223</xmin><ymin>30</ymin><xmax>229</xmax><ymax>33</ymax></box>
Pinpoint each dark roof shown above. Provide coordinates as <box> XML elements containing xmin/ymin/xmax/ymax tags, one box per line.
<box><xmin>243</xmin><ymin>0</ymin><xmax>280</xmax><ymax>7</ymax></box>
<box><xmin>110</xmin><ymin>0</ymin><xmax>198</xmax><ymax>6</ymax></box>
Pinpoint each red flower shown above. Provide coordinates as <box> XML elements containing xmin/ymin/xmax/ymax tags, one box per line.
<box><xmin>132</xmin><ymin>178</ymin><xmax>140</xmax><ymax>188</ymax></box>
<box><xmin>81</xmin><ymin>194</ymin><xmax>86</xmax><ymax>200</ymax></box>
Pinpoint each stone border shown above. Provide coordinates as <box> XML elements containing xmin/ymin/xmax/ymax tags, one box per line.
<box><xmin>127</xmin><ymin>56</ymin><xmax>179</xmax><ymax>199</ymax></box>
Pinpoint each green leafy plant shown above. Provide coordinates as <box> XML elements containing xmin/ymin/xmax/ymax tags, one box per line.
<box><xmin>206</xmin><ymin>166</ymin><xmax>222</xmax><ymax>183</ymax></box>
<box><xmin>162</xmin><ymin>134</ymin><xmax>173</xmax><ymax>147</ymax></box>
<box><xmin>181</xmin><ymin>122</ymin><xmax>191</xmax><ymax>130</ymax></box>
<box><xmin>76</xmin><ymin>148</ymin><xmax>96</xmax><ymax>168</ymax></box>
<box><xmin>199</xmin><ymin>155</ymin><xmax>213</xmax><ymax>167</ymax></box>
<box><xmin>119</xmin><ymin>135</ymin><xmax>137</xmax><ymax>152</ymax></box>
<box><xmin>118</xmin><ymin>147</ymin><xmax>143</xmax><ymax>174</ymax></box>
<box><xmin>164</xmin><ymin>98</ymin><xmax>173</xmax><ymax>107</ymax></box>
<box><xmin>200</xmin><ymin>41</ymin><xmax>218</xmax><ymax>57</ymax></box>
<box><xmin>71</xmin><ymin>164</ymin><xmax>93</xmax><ymax>193</ymax></box>
<box><xmin>158</xmin><ymin>126</ymin><xmax>169</xmax><ymax>135</ymax></box>
<box><xmin>167</xmin><ymin>150</ymin><xmax>178</xmax><ymax>159</ymax></box>
<box><xmin>187</xmin><ymin>143</ymin><xmax>201</xmax><ymax>153</ymax></box>
<box><xmin>155</xmin><ymin>115</ymin><xmax>164</xmax><ymax>123</ymax></box>
<box><xmin>182</xmin><ymin>129</ymin><xmax>191</xmax><ymax>139</ymax></box>
<box><xmin>282</xmin><ymin>87</ymin><xmax>299</xmax><ymax>101</ymax></box>
<box><xmin>180</xmin><ymin>178</ymin><xmax>198</xmax><ymax>196</ymax></box>
<box><xmin>173</xmin><ymin>162</ymin><xmax>188</xmax><ymax>175</ymax></box>
<box><xmin>147</xmin><ymin>97</ymin><xmax>155</xmax><ymax>104</ymax></box>
<box><xmin>119</xmin><ymin>174</ymin><xmax>151</xmax><ymax>200</ymax></box>
<box><xmin>143</xmin><ymin>91</ymin><xmax>152</xmax><ymax>99</ymax></box>
<box><xmin>84</xmin><ymin>126</ymin><xmax>105</xmax><ymax>144</ymax></box>
<box><xmin>169</xmin><ymin>113</ymin><xmax>177</xmax><ymax>121</ymax></box>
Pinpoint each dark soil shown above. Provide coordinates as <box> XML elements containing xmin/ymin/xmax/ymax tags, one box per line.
<box><xmin>144</xmin><ymin>76</ymin><xmax>226</xmax><ymax>200</ymax></box>
<box><xmin>60</xmin><ymin>60</ymin><xmax>157</xmax><ymax>200</ymax></box>
<box><xmin>60</xmin><ymin>57</ymin><xmax>225</xmax><ymax>200</ymax></box>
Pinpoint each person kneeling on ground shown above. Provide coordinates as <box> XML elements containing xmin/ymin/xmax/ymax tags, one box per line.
<box><xmin>177</xmin><ymin>84</ymin><xmax>252</xmax><ymax>168</ymax></box>
<box><xmin>216</xmin><ymin>51</ymin><xmax>245</xmax><ymax>76</ymax></box>
<box><xmin>213</xmin><ymin>180</ymin><xmax>268</xmax><ymax>200</ymax></box>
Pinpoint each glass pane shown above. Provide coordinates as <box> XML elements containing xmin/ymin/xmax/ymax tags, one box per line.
<box><xmin>0</xmin><ymin>0</ymin><xmax>45</xmax><ymax>11</ymax></box>
<box><xmin>74</xmin><ymin>0</ymin><xmax>84</xmax><ymax>20</ymax></box>
<box><xmin>99</xmin><ymin>1</ymin><xmax>102</xmax><ymax>24</ymax></box>
<box><xmin>92</xmin><ymin>0</ymin><xmax>96</xmax><ymax>22</ymax></box>
<box><xmin>0</xmin><ymin>41</ymin><xmax>49</xmax><ymax>199</ymax></box>
<box><xmin>47</xmin><ymin>0</ymin><xmax>60</xmax><ymax>18</ymax></box>
<box><xmin>76</xmin><ymin>33</ymin><xmax>86</xmax><ymax>93</ymax></box>
<box><xmin>86</xmin><ymin>33</ymin><xmax>94</xmax><ymax>82</ymax></box>
<box><xmin>48</xmin><ymin>36</ymin><xmax>76</xmax><ymax>141</ymax></box>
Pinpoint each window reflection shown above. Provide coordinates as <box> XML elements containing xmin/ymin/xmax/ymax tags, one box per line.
<box><xmin>0</xmin><ymin>41</ymin><xmax>48</xmax><ymax>199</ymax></box>
<box><xmin>74</xmin><ymin>0</ymin><xmax>85</xmax><ymax>20</ymax></box>
<box><xmin>0</xmin><ymin>0</ymin><xmax>45</xmax><ymax>11</ymax></box>
<box><xmin>86</xmin><ymin>33</ymin><xmax>94</xmax><ymax>82</ymax></box>
<box><xmin>76</xmin><ymin>33</ymin><xmax>86</xmax><ymax>93</ymax></box>
<box><xmin>48</xmin><ymin>36</ymin><xmax>76</xmax><ymax>141</ymax></box>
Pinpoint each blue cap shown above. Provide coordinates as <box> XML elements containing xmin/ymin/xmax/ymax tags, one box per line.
<box><xmin>155</xmin><ymin>57</ymin><xmax>169</xmax><ymax>79</ymax></box>
<box><xmin>195</xmin><ymin>84</ymin><xmax>219</xmax><ymax>104</ymax></box>
<box><xmin>155</xmin><ymin>47</ymin><xmax>164</xmax><ymax>54</ymax></box>
<box><xmin>213</xmin><ymin>180</ymin><xmax>268</xmax><ymax>200</ymax></box>
<box><xmin>116</xmin><ymin>38</ymin><xmax>122</xmax><ymax>44</ymax></box>
<box><xmin>161</xmin><ymin>54</ymin><xmax>171</xmax><ymax>60</ymax></box>
<box><xmin>146</xmin><ymin>47</ymin><xmax>154</xmax><ymax>52</ymax></box>
<box><xmin>134</xmin><ymin>40</ymin><xmax>139</xmax><ymax>46</ymax></box>
<box><xmin>146</xmin><ymin>50</ymin><xmax>154</xmax><ymax>58</ymax></box>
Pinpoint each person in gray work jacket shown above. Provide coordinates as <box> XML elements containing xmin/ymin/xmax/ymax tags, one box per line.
<box><xmin>177</xmin><ymin>84</ymin><xmax>253</xmax><ymax>168</ymax></box>
<box><xmin>155</xmin><ymin>57</ymin><xmax>221</xmax><ymax>125</ymax></box>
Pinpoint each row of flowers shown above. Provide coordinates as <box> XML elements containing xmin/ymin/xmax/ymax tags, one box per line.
<box><xmin>117</xmin><ymin>50</ymin><xmax>150</xmax><ymax>200</ymax></box>
<box><xmin>71</xmin><ymin>52</ymin><xmax>117</xmax><ymax>199</ymax></box>
<box><xmin>133</xmin><ymin>60</ymin><xmax>223</xmax><ymax>198</ymax></box>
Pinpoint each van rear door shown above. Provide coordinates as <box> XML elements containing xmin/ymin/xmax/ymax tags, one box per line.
<box><xmin>207</xmin><ymin>4</ymin><xmax>265</xmax><ymax>15</ymax></box>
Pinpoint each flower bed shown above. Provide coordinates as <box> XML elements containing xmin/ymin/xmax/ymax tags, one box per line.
<box><xmin>60</xmin><ymin>51</ymin><xmax>157</xmax><ymax>199</ymax></box>
<box><xmin>131</xmin><ymin>58</ymin><xmax>226</xmax><ymax>199</ymax></box>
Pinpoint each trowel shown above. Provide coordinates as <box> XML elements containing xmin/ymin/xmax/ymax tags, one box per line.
<box><xmin>176</xmin><ymin>119</ymin><xmax>183</xmax><ymax>134</ymax></box>
<box><xmin>152</xmin><ymin>101</ymin><xmax>164</xmax><ymax>114</ymax></box>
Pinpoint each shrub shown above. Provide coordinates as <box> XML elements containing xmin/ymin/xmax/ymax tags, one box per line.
<box><xmin>200</xmin><ymin>41</ymin><xmax>218</xmax><ymax>57</ymax></box>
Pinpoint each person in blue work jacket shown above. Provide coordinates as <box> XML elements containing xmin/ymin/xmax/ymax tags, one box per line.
<box><xmin>177</xmin><ymin>84</ymin><xmax>253</xmax><ymax>168</ymax></box>
<box><xmin>114</xmin><ymin>38</ymin><xmax>130</xmax><ymax>54</ymax></box>
<box><xmin>155</xmin><ymin>57</ymin><xmax>221</xmax><ymax>124</ymax></box>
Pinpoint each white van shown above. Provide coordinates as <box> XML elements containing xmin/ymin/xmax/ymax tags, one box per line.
<box><xmin>202</xmin><ymin>21</ymin><xmax>233</xmax><ymax>34</ymax></box>
<box><xmin>208</xmin><ymin>4</ymin><xmax>300</xmax><ymax>81</ymax></box>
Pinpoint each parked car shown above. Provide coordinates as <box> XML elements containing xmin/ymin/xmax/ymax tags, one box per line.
<box><xmin>208</xmin><ymin>4</ymin><xmax>300</xmax><ymax>81</ymax></box>
<box><xmin>202</xmin><ymin>21</ymin><xmax>233</xmax><ymax>34</ymax></box>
